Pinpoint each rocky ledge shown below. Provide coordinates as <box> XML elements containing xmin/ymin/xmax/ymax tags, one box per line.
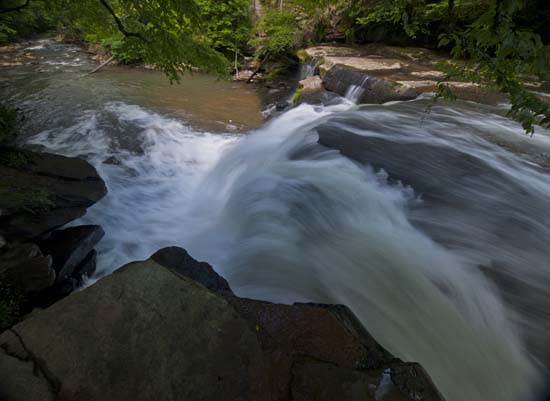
<box><xmin>0</xmin><ymin>246</ymin><xmax>445</xmax><ymax>401</ymax></box>
<box><xmin>295</xmin><ymin>44</ymin><xmax>508</xmax><ymax>105</ymax></box>
<box><xmin>0</xmin><ymin>151</ymin><xmax>107</xmax><ymax>309</ymax></box>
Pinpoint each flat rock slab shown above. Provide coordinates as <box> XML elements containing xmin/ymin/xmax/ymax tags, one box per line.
<box><xmin>322</xmin><ymin>56</ymin><xmax>403</xmax><ymax>76</ymax></box>
<box><xmin>0</xmin><ymin>260</ymin><xmax>270</xmax><ymax>401</ymax></box>
<box><xmin>299</xmin><ymin>75</ymin><xmax>323</xmax><ymax>94</ymax></box>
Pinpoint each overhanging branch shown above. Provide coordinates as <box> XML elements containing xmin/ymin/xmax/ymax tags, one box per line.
<box><xmin>98</xmin><ymin>0</ymin><xmax>144</xmax><ymax>40</ymax></box>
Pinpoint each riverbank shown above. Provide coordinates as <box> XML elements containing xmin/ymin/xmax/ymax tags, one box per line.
<box><xmin>0</xmin><ymin>150</ymin><xmax>107</xmax><ymax>322</ymax></box>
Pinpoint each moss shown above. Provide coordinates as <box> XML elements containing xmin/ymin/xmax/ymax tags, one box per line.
<box><xmin>0</xmin><ymin>279</ymin><xmax>24</xmax><ymax>331</ymax></box>
<box><xmin>292</xmin><ymin>87</ymin><xmax>303</xmax><ymax>105</ymax></box>
<box><xmin>0</xmin><ymin>178</ymin><xmax>55</xmax><ymax>215</ymax></box>
<box><xmin>0</xmin><ymin>149</ymin><xmax>34</xmax><ymax>168</ymax></box>
<box><xmin>296</xmin><ymin>49</ymin><xmax>311</xmax><ymax>62</ymax></box>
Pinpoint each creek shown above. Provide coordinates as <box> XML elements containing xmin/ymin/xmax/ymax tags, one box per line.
<box><xmin>2</xmin><ymin>39</ymin><xmax>549</xmax><ymax>401</ymax></box>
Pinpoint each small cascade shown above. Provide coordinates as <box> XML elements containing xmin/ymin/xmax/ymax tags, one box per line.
<box><xmin>345</xmin><ymin>75</ymin><xmax>369</xmax><ymax>103</ymax></box>
<box><xmin>299</xmin><ymin>59</ymin><xmax>317</xmax><ymax>80</ymax></box>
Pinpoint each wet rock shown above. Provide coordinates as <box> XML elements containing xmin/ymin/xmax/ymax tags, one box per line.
<box><xmin>0</xmin><ymin>243</ymin><xmax>55</xmax><ymax>293</ymax></box>
<box><xmin>38</xmin><ymin>225</ymin><xmax>104</xmax><ymax>283</ymax></box>
<box><xmin>276</xmin><ymin>101</ymin><xmax>289</xmax><ymax>111</ymax></box>
<box><xmin>0</xmin><ymin>152</ymin><xmax>107</xmax><ymax>240</ymax></box>
<box><xmin>102</xmin><ymin>156</ymin><xmax>121</xmax><ymax>165</ymax></box>
<box><xmin>72</xmin><ymin>250</ymin><xmax>97</xmax><ymax>285</ymax></box>
<box><xmin>390</xmin><ymin>363</ymin><xmax>445</xmax><ymax>401</ymax></box>
<box><xmin>323</xmin><ymin>65</ymin><xmax>418</xmax><ymax>103</ymax></box>
<box><xmin>151</xmin><ymin>246</ymin><xmax>231</xmax><ymax>292</ymax></box>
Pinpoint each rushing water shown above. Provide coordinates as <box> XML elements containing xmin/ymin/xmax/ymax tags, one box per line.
<box><xmin>2</xmin><ymin>39</ymin><xmax>550</xmax><ymax>401</ymax></box>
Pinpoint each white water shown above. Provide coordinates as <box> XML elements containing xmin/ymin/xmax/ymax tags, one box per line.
<box><xmin>24</xmin><ymin>97</ymin><xmax>550</xmax><ymax>401</ymax></box>
<box><xmin>345</xmin><ymin>75</ymin><xmax>370</xmax><ymax>103</ymax></box>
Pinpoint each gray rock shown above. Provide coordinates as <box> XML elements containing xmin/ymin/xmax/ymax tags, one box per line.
<box><xmin>151</xmin><ymin>246</ymin><xmax>231</xmax><ymax>292</ymax></box>
<box><xmin>323</xmin><ymin>65</ymin><xmax>418</xmax><ymax>104</ymax></box>
<box><xmin>0</xmin><ymin>260</ymin><xmax>271</xmax><ymax>401</ymax></box>
<box><xmin>296</xmin><ymin>75</ymin><xmax>325</xmax><ymax>105</ymax></box>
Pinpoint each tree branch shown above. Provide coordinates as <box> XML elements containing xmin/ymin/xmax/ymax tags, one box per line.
<box><xmin>0</xmin><ymin>0</ymin><xmax>31</xmax><ymax>14</ymax></box>
<box><xmin>98</xmin><ymin>0</ymin><xmax>144</xmax><ymax>40</ymax></box>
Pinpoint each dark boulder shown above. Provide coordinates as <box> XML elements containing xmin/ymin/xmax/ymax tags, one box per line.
<box><xmin>151</xmin><ymin>246</ymin><xmax>231</xmax><ymax>292</ymax></box>
<box><xmin>0</xmin><ymin>242</ymin><xmax>55</xmax><ymax>293</ymax></box>
<box><xmin>38</xmin><ymin>225</ymin><xmax>104</xmax><ymax>283</ymax></box>
<box><xmin>72</xmin><ymin>249</ymin><xmax>97</xmax><ymax>286</ymax></box>
<box><xmin>0</xmin><ymin>152</ymin><xmax>107</xmax><ymax>240</ymax></box>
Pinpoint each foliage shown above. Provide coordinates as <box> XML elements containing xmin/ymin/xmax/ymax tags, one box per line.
<box><xmin>0</xmin><ymin>104</ymin><xmax>18</xmax><ymax>148</ymax></box>
<box><xmin>0</xmin><ymin>180</ymin><xmax>55</xmax><ymax>214</ymax></box>
<box><xmin>196</xmin><ymin>0</ymin><xmax>253</xmax><ymax>57</ymax></box>
<box><xmin>251</xmin><ymin>9</ymin><xmax>301</xmax><ymax>60</ymax></box>
<box><xmin>353</xmin><ymin>0</ymin><xmax>550</xmax><ymax>134</ymax></box>
<box><xmin>292</xmin><ymin>87</ymin><xmax>303</xmax><ymax>104</ymax></box>
<box><xmin>0</xmin><ymin>0</ymin><xmax>54</xmax><ymax>43</ymax></box>
<box><xmin>1</xmin><ymin>0</ymin><xmax>254</xmax><ymax>79</ymax></box>
<box><xmin>0</xmin><ymin>149</ymin><xmax>33</xmax><ymax>168</ymax></box>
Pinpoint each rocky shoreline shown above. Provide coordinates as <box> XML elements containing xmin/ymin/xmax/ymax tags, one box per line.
<box><xmin>0</xmin><ymin>149</ymin><xmax>446</xmax><ymax>400</ymax></box>
<box><xmin>0</xmin><ymin>244</ymin><xmax>445</xmax><ymax>401</ymax></box>
<box><xmin>0</xmin><ymin>151</ymin><xmax>106</xmax><ymax>312</ymax></box>
<box><xmin>292</xmin><ymin>44</ymin><xmax>510</xmax><ymax>106</ymax></box>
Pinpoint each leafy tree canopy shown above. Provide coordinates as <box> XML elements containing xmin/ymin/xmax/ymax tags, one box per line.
<box><xmin>0</xmin><ymin>0</ymin><xmax>253</xmax><ymax>80</ymax></box>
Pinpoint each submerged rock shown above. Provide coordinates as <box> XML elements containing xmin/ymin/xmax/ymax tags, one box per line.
<box><xmin>0</xmin><ymin>247</ymin><xmax>445</xmax><ymax>401</ymax></box>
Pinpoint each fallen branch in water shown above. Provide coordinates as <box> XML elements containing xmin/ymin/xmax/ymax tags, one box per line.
<box><xmin>88</xmin><ymin>55</ymin><xmax>114</xmax><ymax>74</ymax></box>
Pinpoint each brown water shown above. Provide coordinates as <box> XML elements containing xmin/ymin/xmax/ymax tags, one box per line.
<box><xmin>0</xmin><ymin>38</ymin><xmax>264</xmax><ymax>136</ymax></box>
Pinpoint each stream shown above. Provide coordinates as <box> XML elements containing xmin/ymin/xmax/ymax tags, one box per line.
<box><xmin>1</xmin><ymin>39</ymin><xmax>549</xmax><ymax>401</ymax></box>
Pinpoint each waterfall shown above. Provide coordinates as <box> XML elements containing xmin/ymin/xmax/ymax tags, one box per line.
<box><xmin>345</xmin><ymin>75</ymin><xmax>370</xmax><ymax>103</ymax></box>
<box><xmin>18</xmin><ymin>49</ymin><xmax>549</xmax><ymax>400</ymax></box>
<box><xmin>182</xmin><ymin>101</ymin><xmax>549</xmax><ymax>401</ymax></box>
<box><xmin>299</xmin><ymin>59</ymin><xmax>317</xmax><ymax>80</ymax></box>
